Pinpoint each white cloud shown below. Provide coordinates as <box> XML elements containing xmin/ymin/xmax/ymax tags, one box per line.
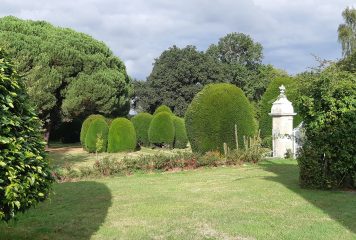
<box><xmin>0</xmin><ymin>0</ymin><xmax>355</xmax><ymax>79</ymax></box>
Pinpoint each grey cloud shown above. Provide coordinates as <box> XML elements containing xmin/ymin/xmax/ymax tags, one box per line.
<box><xmin>0</xmin><ymin>0</ymin><xmax>355</xmax><ymax>78</ymax></box>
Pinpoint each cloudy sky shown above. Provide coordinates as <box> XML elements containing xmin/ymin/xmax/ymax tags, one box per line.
<box><xmin>1</xmin><ymin>0</ymin><xmax>354</xmax><ymax>79</ymax></box>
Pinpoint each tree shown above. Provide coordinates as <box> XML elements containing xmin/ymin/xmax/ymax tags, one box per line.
<box><xmin>133</xmin><ymin>45</ymin><xmax>223</xmax><ymax>116</ymax></box>
<box><xmin>338</xmin><ymin>7</ymin><xmax>356</xmax><ymax>57</ymax></box>
<box><xmin>0</xmin><ymin>16</ymin><xmax>132</xmax><ymax>142</ymax></box>
<box><xmin>0</xmin><ymin>49</ymin><xmax>53</xmax><ymax>221</ymax></box>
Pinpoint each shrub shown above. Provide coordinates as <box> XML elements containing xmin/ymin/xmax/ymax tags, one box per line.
<box><xmin>185</xmin><ymin>83</ymin><xmax>257</xmax><ymax>154</ymax></box>
<box><xmin>85</xmin><ymin>118</ymin><xmax>109</xmax><ymax>153</ymax></box>
<box><xmin>131</xmin><ymin>112</ymin><xmax>153</xmax><ymax>146</ymax></box>
<box><xmin>153</xmin><ymin>105</ymin><xmax>173</xmax><ymax>115</ymax></box>
<box><xmin>80</xmin><ymin>114</ymin><xmax>105</xmax><ymax>148</ymax></box>
<box><xmin>148</xmin><ymin>112</ymin><xmax>175</xmax><ymax>147</ymax></box>
<box><xmin>107</xmin><ymin>118</ymin><xmax>136</xmax><ymax>153</ymax></box>
<box><xmin>259</xmin><ymin>76</ymin><xmax>302</xmax><ymax>140</ymax></box>
<box><xmin>297</xmin><ymin>65</ymin><xmax>356</xmax><ymax>189</ymax></box>
<box><xmin>0</xmin><ymin>49</ymin><xmax>53</xmax><ymax>221</ymax></box>
<box><xmin>173</xmin><ymin>116</ymin><xmax>188</xmax><ymax>149</ymax></box>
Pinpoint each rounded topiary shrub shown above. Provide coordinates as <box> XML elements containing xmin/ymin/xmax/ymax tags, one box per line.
<box><xmin>259</xmin><ymin>76</ymin><xmax>302</xmax><ymax>141</ymax></box>
<box><xmin>0</xmin><ymin>49</ymin><xmax>53</xmax><ymax>221</ymax></box>
<box><xmin>85</xmin><ymin>118</ymin><xmax>109</xmax><ymax>153</ymax></box>
<box><xmin>131</xmin><ymin>112</ymin><xmax>153</xmax><ymax>147</ymax></box>
<box><xmin>185</xmin><ymin>83</ymin><xmax>257</xmax><ymax>154</ymax></box>
<box><xmin>153</xmin><ymin>105</ymin><xmax>173</xmax><ymax>115</ymax></box>
<box><xmin>80</xmin><ymin>114</ymin><xmax>105</xmax><ymax>148</ymax></box>
<box><xmin>148</xmin><ymin>112</ymin><xmax>175</xmax><ymax>147</ymax></box>
<box><xmin>173</xmin><ymin>116</ymin><xmax>188</xmax><ymax>149</ymax></box>
<box><xmin>108</xmin><ymin>118</ymin><xmax>137</xmax><ymax>153</ymax></box>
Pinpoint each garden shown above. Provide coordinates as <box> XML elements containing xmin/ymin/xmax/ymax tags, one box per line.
<box><xmin>0</xmin><ymin>6</ymin><xmax>355</xmax><ymax>240</ymax></box>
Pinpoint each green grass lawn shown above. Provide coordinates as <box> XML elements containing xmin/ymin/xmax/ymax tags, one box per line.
<box><xmin>1</xmin><ymin>152</ymin><xmax>355</xmax><ymax>239</ymax></box>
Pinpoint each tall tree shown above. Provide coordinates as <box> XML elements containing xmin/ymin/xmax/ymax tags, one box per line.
<box><xmin>0</xmin><ymin>16</ymin><xmax>132</xmax><ymax>142</ymax></box>
<box><xmin>134</xmin><ymin>45</ymin><xmax>223</xmax><ymax>116</ymax></box>
<box><xmin>338</xmin><ymin>7</ymin><xmax>356</xmax><ymax>57</ymax></box>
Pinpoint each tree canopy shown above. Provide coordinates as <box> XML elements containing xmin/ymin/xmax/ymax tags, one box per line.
<box><xmin>338</xmin><ymin>7</ymin><xmax>356</xmax><ymax>57</ymax></box>
<box><xmin>0</xmin><ymin>16</ymin><xmax>133</xmax><ymax>138</ymax></box>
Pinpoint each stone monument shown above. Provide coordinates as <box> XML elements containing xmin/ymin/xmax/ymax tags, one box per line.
<box><xmin>269</xmin><ymin>85</ymin><xmax>296</xmax><ymax>158</ymax></box>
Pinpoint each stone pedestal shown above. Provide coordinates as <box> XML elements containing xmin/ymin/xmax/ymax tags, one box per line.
<box><xmin>269</xmin><ymin>85</ymin><xmax>296</xmax><ymax>158</ymax></box>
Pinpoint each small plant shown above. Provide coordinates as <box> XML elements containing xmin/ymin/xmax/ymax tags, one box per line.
<box><xmin>284</xmin><ymin>149</ymin><xmax>293</xmax><ymax>159</ymax></box>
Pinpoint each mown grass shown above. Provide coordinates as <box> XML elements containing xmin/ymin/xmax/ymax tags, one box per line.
<box><xmin>1</xmin><ymin>151</ymin><xmax>355</xmax><ymax>239</ymax></box>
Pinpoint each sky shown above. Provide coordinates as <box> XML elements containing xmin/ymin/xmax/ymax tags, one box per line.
<box><xmin>1</xmin><ymin>0</ymin><xmax>355</xmax><ymax>80</ymax></box>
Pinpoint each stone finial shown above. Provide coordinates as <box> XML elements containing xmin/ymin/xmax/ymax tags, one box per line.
<box><xmin>279</xmin><ymin>85</ymin><xmax>286</xmax><ymax>97</ymax></box>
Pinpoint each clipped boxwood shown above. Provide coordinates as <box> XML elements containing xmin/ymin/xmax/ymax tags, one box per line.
<box><xmin>148</xmin><ymin>112</ymin><xmax>175</xmax><ymax>147</ymax></box>
<box><xmin>185</xmin><ymin>83</ymin><xmax>257</xmax><ymax>154</ymax></box>
<box><xmin>259</xmin><ymin>76</ymin><xmax>302</xmax><ymax>140</ymax></box>
<box><xmin>131</xmin><ymin>112</ymin><xmax>153</xmax><ymax>147</ymax></box>
<box><xmin>0</xmin><ymin>49</ymin><xmax>53</xmax><ymax>221</ymax></box>
<box><xmin>80</xmin><ymin>114</ymin><xmax>105</xmax><ymax>148</ymax></box>
<box><xmin>153</xmin><ymin>105</ymin><xmax>173</xmax><ymax>115</ymax></box>
<box><xmin>108</xmin><ymin>118</ymin><xmax>136</xmax><ymax>153</ymax></box>
<box><xmin>85</xmin><ymin>118</ymin><xmax>109</xmax><ymax>153</ymax></box>
<box><xmin>173</xmin><ymin>116</ymin><xmax>188</xmax><ymax>149</ymax></box>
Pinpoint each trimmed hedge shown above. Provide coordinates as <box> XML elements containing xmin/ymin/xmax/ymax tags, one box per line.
<box><xmin>153</xmin><ymin>105</ymin><xmax>173</xmax><ymax>115</ymax></box>
<box><xmin>108</xmin><ymin>118</ymin><xmax>136</xmax><ymax>153</ymax></box>
<box><xmin>148</xmin><ymin>112</ymin><xmax>175</xmax><ymax>147</ymax></box>
<box><xmin>80</xmin><ymin>114</ymin><xmax>105</xmax><ymax>148</ymax></box>
<box><xmin>131</xmin><ymin>112</ymin><xmax>153</xmax><ymax>146</ymax></box>
<box><xmin>173</xmin><ymin>116</ymin><xmax>188</xmax><ymax>149</ymax></box>
<box><xmin>0</xmin><ymin>49</ymin><xmax>53</xmax><ymax>221</ymax></box>
<box><xmin>85</xmin><ymin>118</ymin><xmax>109</xmax><ymax>153</ymax></box>
<box><xmin>185</xmin><ymin>83</ymin><xmax>257</xmax><ymax>154</ymax></box>
<box><xmin>259</xmin><ymin>76</ymin><xmax>302</xmax><ymax>140</ymax></box>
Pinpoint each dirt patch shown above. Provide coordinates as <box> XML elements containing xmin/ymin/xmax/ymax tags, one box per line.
<box><xmin>47</xmin><ymin>146</ymin><xmax>85</xmax><ymax>154</ymax></box>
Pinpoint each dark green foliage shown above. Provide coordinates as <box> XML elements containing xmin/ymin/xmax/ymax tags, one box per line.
<box><xmin>0</xmin><ymin>49</ymin><xmax>53</xmax><ymax>221</ymax></box>
<box><xmin>107</xmin><ymin>118</ymin><xmax>136</xmax><ymax>153</ymax></box>
<box><xmin>0</xmin><ymin>16</ymin><xmax>132</xmax><ymax>138</ymax></box>
<box><xmin>173</xmin><ymin>116</ymin><xmax>188</xmax><ymax>149</ymax></box>
<box><xmin>131</xmin><ymin>113</ymin><xmax>153</xmax><ymax>146</ymax></box>
<box><xmin>297</xmin><ymin>65</ymin><xmax>356</xmax><ymax>189</ymax></box>
<box><xmin>85</xmin><ymin>118</ymin><xmax>109</xmax><ymax>153</ymax></box>
<box><xmin>154</xmin><ymin>105</ymin><xmax>173</xmax><ymax>115</ymax></box>
<box><xmin>259</xmin><ymin>76</ymin><xmax>302</xmax><ymax>141</ymax></box>
<box><xmin>133</xmin><ymin>45</ymin><xmax>223</xmax><ymax>116</ymax></box>
<box><xmin>185</xmin><ymin>83</ymin><xmax>257</xmax><ymax>154</ymax></box>
<box><xmin>80</xmin><ymin>115</ymin><xmax>105</xmax><ymax>148</ymax></box>
<box><xmin>148</xmin><ymin>112</ymin><xmax>175</xmax><ymax>147</ymax></box>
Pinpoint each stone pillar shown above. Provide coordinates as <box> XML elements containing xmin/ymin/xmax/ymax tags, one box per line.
<box><xmin>269</xmin><ymin>85</ymin><xmax>296</xmax><ymax>158</ymax></box>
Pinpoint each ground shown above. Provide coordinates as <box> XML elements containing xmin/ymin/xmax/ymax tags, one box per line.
<box><xmin>0</xmin><ymin>146</ymin><xmax>355</xmax><ymax>240</ymax></box>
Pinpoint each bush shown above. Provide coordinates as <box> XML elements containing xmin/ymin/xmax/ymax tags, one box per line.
<box><xmin>80</xmin><ymin>115</ymin><xmax>105</xmax><ymax>148</ymax></box>
<box><xmin>173</xmin><ymin>116</ymin><xmax>188</xmax><ymax>149</ymax></box>
<box><xmin>131</xmin><ymin>112</ymin><xmax>153</xmax><ymax>146</ymax></box>
<box><xmin>148</xmin><ymin>112</ymin><xmax>175</xmax><ymax>147</ymax></box>
<box><xmin>297</xmin><ymin>65</ymin><xmax>356</xmax><ymax>189</ymax></box>
<box><xmin>259</xmin><ymin>76</ymin><xmax>302</xmax><ymax>139</ymax></box>
<box><xmin>0</xmin><ymin>49</ymin><xmax>53</xmax><ymax>221</ymax></box>
<box><xmin>85</xmin><ymin>118</ymin><xmax>109</xmax><ymax>153</ymax></box>
<box><xmin>153</xmin><ymin>105</ymin><xmax>173</xmax><ymax>115</ymax></box>
<box><xmin>107</xmin><ymin>118</ymin><xmax>136</xmax><ymax>153</ymax></box>
<box><xmin>185</xmin><ymin>83</ymin><xmax>257</xmax><ymax>154</ymax></box>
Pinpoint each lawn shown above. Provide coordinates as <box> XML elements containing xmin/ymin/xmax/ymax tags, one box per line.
<box><xmin>1</xmin><ymin>148</ymin><xmax>355</xmax><ymax>240</ymax></box>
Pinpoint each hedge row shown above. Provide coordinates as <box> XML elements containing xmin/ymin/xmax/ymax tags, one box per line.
<box><xmin>80</xmin><ymin>105</ymin><xmax>189</xmax><ymax>153</ymax></box>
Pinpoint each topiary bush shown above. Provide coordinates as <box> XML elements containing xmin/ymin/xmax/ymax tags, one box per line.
<box><xmin>259</xmin><ymin>76</ymin><xmax>302</xmax><ymax>141</ymax></box>
<box><xmin>173</xmin><ymin>116</ymin><xmax>188</xmax><ymax>149</ymax></box>
<box><xmin>0</xmin><ymin>49</ymin><xmax>53</xmax><ymax>221</ymax></box>
<box><xmin>131</xmin><ymin>112</ymin><xmax>153</xmax><ymax>147</ymax></box>
<box><xmin>85</xmin><ymin>118</ymin><xmax>109</xmax><ymax>153</ymax></box>
<box><xmin>80</xmin><ymin>114</ymin><xmax>105</xmax><ymax>148</ymax></box>
<box><xmin>153</xmin><ymin>105</ymin><xmax>173</xmax><ymax>115</ymax></box>
<box><xmin>185</xmin><ymin>83</ymin><xmax>257</xmax><ymax>154</ymax></box>
<box><xmin>148</xmin><ymin>112</ymin><xmax>175</xmax><ymax>147</ymax></box>
<box><xmin>108</xmin><ymin>118</ymin><xmax>137</xmax><ymax>153</ymax></box>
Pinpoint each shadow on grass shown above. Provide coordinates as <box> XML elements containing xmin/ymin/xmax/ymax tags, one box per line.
<box><xmin>0</xmin><ymin>181</ymin><xmax>111</xmax><ymax>240</ymax></box>
<box><xmin>260</xmin><ymin>160</ymin><xmax>356</xmax><ymax>234</ymax></box>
